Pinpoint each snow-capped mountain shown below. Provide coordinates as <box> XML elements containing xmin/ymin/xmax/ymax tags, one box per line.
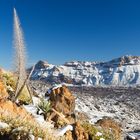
<box><xmin>31</xmin><ymin>55</ymin><xmax>140</xmax><ymax>86</ymax></box>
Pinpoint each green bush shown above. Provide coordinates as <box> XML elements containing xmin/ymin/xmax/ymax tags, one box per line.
<box><xmin>82</xmin><ymin>122</ymin><xmax>115</xmax><ymax>140</ymax></box>
<box><xmin>37</xmin><ymin>99</ymin><xmax>51</xmax><ymax>118</ymax></box>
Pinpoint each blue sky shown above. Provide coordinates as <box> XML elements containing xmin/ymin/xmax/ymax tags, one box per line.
<box><xmin>0</xmin><ymin>0</ymin><xmax>140</xmax><ymax>69</ymax></box>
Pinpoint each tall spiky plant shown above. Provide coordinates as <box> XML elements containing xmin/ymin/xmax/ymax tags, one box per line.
<box><xmin>13</xmin><ymin>8</ymin><xmax>27</xmax><ymax>101</ymax></box>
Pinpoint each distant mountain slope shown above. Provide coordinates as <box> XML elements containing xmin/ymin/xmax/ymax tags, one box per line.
<box><xmin>31</xmin><ymin>56</ymin><xmax>140</xmax><ymax>86</ymax></box>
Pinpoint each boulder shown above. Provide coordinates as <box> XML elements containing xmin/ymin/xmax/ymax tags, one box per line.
<box><xmin>0</xmin><ymin>99</ymin><xmax>34</xmax><ymax>121</ymax></box>
<box><xmin>49</xmin><ymin>85</ymin><xmax>75</xmax><ymax>125</ymax></box>
<box><xmin>96</xmin><ymin>118</ymin><xmax>122</xmax><ymax>140</ymax></box>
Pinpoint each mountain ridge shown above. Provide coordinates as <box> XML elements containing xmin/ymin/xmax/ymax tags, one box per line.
<box><xmin>31</xmin><ymin>55</ymin><xmax>140</xmax><ymax>86</ymax></box>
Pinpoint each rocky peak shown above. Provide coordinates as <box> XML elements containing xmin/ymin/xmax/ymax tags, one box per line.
<box><xmin>35</xmin><ymin>60</ymin><xmax>49</xmax><ymax>69</ymax></box>
<box><xmin>108</xmin><ymin>55</ymin><xmax>140</xmax><ymax>67</ymax></box>
<box><xmin>64</xmin><ymin>61</ymin><xmax>96</xmax><ymax>68</ymax></box>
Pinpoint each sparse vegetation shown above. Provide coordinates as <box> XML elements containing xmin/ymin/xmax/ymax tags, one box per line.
<box><xmin>82</xmin><ymin>122</ymin><xmax>115</xmax><ymax>140</ymax></box>
<box><xmin>96</xmin><ymin>118</ymin><xmax>122</xmax><ymax>140</ymax></box>
<box><xmin>37</xmin><ymin>98</ymin><xmax>51</xmax><ymax>119</ymax></box>
<box><xmin>0</xmin><ymin>110</ymin><xmax>53</xmax><ymax>139</ymax></box>
<box><xmin>2</xmin><ymin>73</ymin><xmax>16</xmax><ymax>89</ymax></box>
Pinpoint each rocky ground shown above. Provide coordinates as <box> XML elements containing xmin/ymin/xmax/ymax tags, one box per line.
<box><xmin>17</xmin><ymin>82</ymin><xmax>120</xmax><ymax>140</ymax></box>
<box><xmin>30</xmin><ymin>81</ymin><xmax>140</xmax><ymax>136</ymax></box>
<box><xmin>0</xmin><ymin>73</ymin><xmax>138</xmax><ymax>139</ymax></box>
<box><xmin>71</xmin><ymin>86</ymin><xmax>140</xmax><ymax>132</ymax></box>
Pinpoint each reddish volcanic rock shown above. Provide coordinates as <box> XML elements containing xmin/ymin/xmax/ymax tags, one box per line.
<box><xmin>0</xmin><ymin>81</ymin><xmax>9</xmax><ymax>99</ymax></box>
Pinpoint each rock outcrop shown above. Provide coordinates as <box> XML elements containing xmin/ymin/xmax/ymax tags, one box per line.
<box><xmin>48</xmin><ymin>85</ymin><xmax>75</xmax><ymax>125</ymax></box>
<box><xmin>96</xmin><ymin>118</ymin><xmax>122</xmax><ymax>140</ymax></box>
<box><xmin>35</xmin><ymin>60</ymin><xmax>49</xmax><ymax>69</ymax></box>
<box><xmin>0</xmin><ymin>99</ymin><xmax>33</xmax><ymax>120</ymax></box>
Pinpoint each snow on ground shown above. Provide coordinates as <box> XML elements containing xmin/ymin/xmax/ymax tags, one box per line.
<box><xmin>54</xmin><ymin>125</ymin><xmax>73</xmax><ymax>137</ymax></box>
<box><xmin>75</xmin><ymin>97</ymin><xmax>114</xmax><ymax>123</ymax></box>
<box><xmin>28</xmin><ymin>81</ymin><xmax>140</xmax><ymax>139</ymax></box>
<box><xmin>74</xmin><ymin>91</ymin><xmax>140</xmax><ymax>132</ymax></box>
<box><xmin>23</xmin><ymin>104</ymin><xmax>49</xmax><ymax>127</ymax></box>
<box><xmin>23</xmin><ymin>87</ymin><xmax>74</xmax><ymax>137</ymax></box>
<box><xmin>0</xmin><ymin>122</ymin><xmax>9</xmax><ymax>129</ymax></box>
<box><xmin>29</xmin><ymin>81</ymin><xmax>140</xmax><ymax>133</ymax></box>
<box><xmin>23</xmin><ymin>98</ymin><xmax>74</xmax><ymax>137</ymax></box>
<box><xmin>23</xmin><ymin>95</ymin><xmax>54</xmax><ymax>130</ymax></box>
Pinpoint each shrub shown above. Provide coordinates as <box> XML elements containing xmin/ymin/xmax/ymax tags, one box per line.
<box><xmin>82</xmin><ymin>122</ymin><xmax>115</xmax><ymax>140</ymax></box>
<box><xmin>2</xmin><ymin>73</ymin><xmax>16</xmax><ymax>90</ymax></box>
<box><xmin>96</xmin><ymin>118</ymin><xmax>122</xmax><ymax>140</ymax></box>
<box><xmin>37</xmin><ymin>99</ymin><xmax>51</xmax><ymax>119</ymax></box>
<box><xmin>0</xmin><ymin>110</ymin><xmax>53</xmax><ymax>139</ymax></box>
<box><xmin>9</xmin><ymin>130</ymin><xmax>31</xmax><ymax>140</ymax></box>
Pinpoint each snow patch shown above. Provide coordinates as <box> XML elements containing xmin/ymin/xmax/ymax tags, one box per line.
<box><xmin>0</xmin><ymin>122</ymin><xmax>9</xmax><ymax>129</ymax></box>
<box><xmin>55</xmin><ymin>125</ymin><xmax>73</xmax><ymax>137</ymax></box>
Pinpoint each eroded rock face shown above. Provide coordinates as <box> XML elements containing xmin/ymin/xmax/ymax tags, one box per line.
<box><xmin>49</xmin><ymin>85</ymin><xmax>75</xmax><ymax>125</ymax></box>
<box><xmin>50</xmin><ymin>85</ymin><xmax>75</xmax><ymax>116</ymax></box>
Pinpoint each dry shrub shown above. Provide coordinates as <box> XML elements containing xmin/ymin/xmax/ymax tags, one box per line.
<box><xmin>0</xmin><ymin>110</ymin><xmax>53</xmax><ymax>139</ymax></box>
<box><xmin>0</xmin><ymin>81</ymin><xmax>9</xmax><ymax>99</ymax></box>
<box><xmin>18</xmin><ymin>85</ymin><xmax>32</xmax><ymax>104</ymax></box>
<box><xmin>0</xmin><ymin>99</ymin><xmax>53</xmax><ymax>139</ymax></box>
